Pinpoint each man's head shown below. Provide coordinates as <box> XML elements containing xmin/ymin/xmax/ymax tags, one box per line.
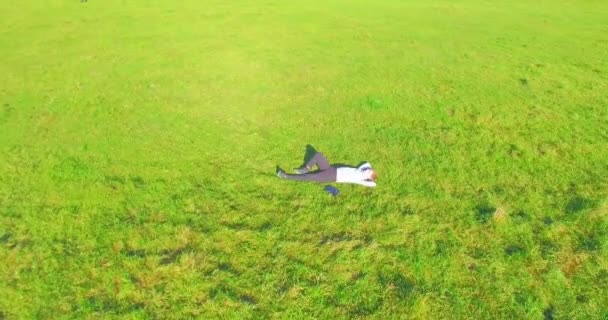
<box><xmin>363</xmin><ymin>169</ymin><xmax>377</xmax><ymax>181</ymax></box>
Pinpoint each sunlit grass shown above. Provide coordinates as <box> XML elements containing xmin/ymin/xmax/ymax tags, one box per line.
<box><xmin>1</xmin><ymin>0</ymin><xmax>607</xmax><ymax>318</ymax></box>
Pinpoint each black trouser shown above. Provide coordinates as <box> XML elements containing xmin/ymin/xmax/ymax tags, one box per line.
<box><xmin>283</xmin><ymin>152</ymin><xmax>337</xmax><ymax>183</ymax></box>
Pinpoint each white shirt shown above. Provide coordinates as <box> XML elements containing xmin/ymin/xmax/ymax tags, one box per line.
<box><xmin>336</xmin><ymin>162</ymin><xmax>376</xmax><ymax>187</ymax></box>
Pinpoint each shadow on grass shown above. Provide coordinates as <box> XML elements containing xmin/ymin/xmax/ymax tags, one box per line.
<box><xmin>159</xmin><ymin>245</ymin><xmax>194</xmax><ymax>265</ymax></box>
<box><xmin>512</xmin><ymin>210</ymin><xmax>530</xmax><ymax>223</ymax></box>
<box><xmin>565</xmin><ymin>196</ymin><xmax>596</xmax><ymax>214</ymax></box>
<box><xmin>209</xmin><ymin>284</ymin><xmax>257</xmax><ymax>305</ymax></box>
<box><xmin>302</xmin><ymin>144</ymin><xmax>318</xmax><ymax>166</ymax></box>
<box><xmin>504</xmin><ymin>244</ymin><xmax>526</xmax><ymax>257</ymax></box>
<box><xmin>378</xmin><ymin>271</ymin><xmax>415</xmax><ymax>299</ymax></box>
<box><xmin>475</xmin><ymin>204</ymin><xmax>496</xmax><ymax>224</ymax></box>
<box><xmin>86</xmin><ymin>296</ymin><xmax>144</xmax><ymax>314</ymax></box>
<box><xmin>318</xmin><ymin>231</ymin><xmax>373</xmax><ymax>246</ymax></box>
<box><xmin>300</xmin><ymin>144</ymin><xmax>369</xmax><ymax>169</ymax></box>
<box><xmin>0</xmin><ymin>232</ymin><xmax>12</xmax><ymax>244</ymax></box>
<box><xmin>577</xmin><ymin>233</ymin><xmax>601</xmax><ymax>252</ymax></box>
<box><xmin>543</xmin><ymin>304</ymin><xmax>555</xmax><ymax>320</ymax></box>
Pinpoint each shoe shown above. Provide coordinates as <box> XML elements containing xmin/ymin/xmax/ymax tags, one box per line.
<box><xmin>294</xmin><ymin>166</ymin><xmax>309</xmax><ymax>174</ymax></box>
<box><xmin>276</xmin><ymin>168</ymin><xmax>288</xmax><ymax>179</ymax></box>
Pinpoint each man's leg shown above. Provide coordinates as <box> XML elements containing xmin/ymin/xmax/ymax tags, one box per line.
<box><xmin>280</xmin><ymin>167</ymin><xmax>337</xmax><ymax>183</ymax></box>
<box><xmin>298</xmin><ymin>152</ymin><xmax>331</xmax><ymax>173</ymax></box>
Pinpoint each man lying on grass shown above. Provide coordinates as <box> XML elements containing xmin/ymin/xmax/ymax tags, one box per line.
<box><xmin>276</xmin><ymin>151</ymin><xmax>377</xmax><ymax>187</ymax></box>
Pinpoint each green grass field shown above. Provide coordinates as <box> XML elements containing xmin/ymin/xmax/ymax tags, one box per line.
<box><xmin>1</xmin><ymin>0</ymin><xmax>607</xmax><ymax>318</ymax></box>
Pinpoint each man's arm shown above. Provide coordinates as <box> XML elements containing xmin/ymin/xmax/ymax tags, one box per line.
<box><xmin>359</xmin><ymin>162</ymin><xmax>372</xmax><ymax>171</ymax></box>
<box><xmin>357</xmin><ymin>179</ymin><xmax>376</xmax><ymax>187</ymax></box>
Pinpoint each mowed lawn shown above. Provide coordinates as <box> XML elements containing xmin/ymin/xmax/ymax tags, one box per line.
<box><xmin>1</xmin><ymin>0</ymin><xmax>607</xmax><ymax>318</ymax></box>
